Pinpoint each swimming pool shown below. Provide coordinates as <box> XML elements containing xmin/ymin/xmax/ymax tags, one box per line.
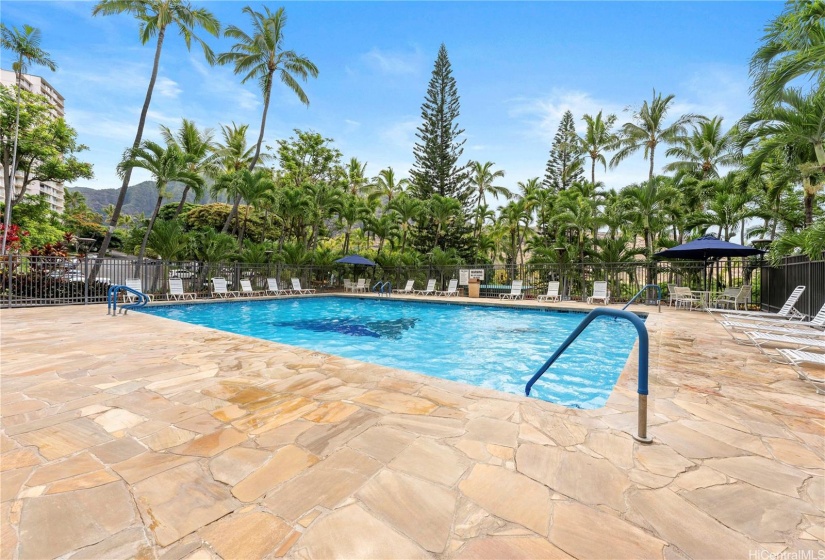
<box><xmin>140</xmin><ymin>297</ymin><xmax>641</xmax><ymax>409</ymax></box>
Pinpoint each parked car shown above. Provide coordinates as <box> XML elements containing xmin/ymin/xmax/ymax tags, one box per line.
<box><xmin>168</xmin><ymin>269</ymin><xmax>195</xmax><ymax>279</ymax></box>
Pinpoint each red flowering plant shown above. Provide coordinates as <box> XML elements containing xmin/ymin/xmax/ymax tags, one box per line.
<box><xmin>0</xmin><ymin>224</ymin><xmax>29</xmax><ymax>254</ymax></box>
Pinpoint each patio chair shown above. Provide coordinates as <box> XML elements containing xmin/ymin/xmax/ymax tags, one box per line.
<box><xmin>211</xmin><ymin>277</ymin><xmax>239</xmax><ymax>298</ymax></box>
<box><xmin>414</xmin><ymin>279</ymin><xmax>436</xmax><ymax>296</ymax></box>
<box><xmin>395</xmin><ymin>279</ymin><xmax>415</xmax><ymax>294</ymax></box>
<box><xmin>436</xmin><ymin>279</ymin><xmax>459</xmax><ymax>297</ymax></box>
<box><xmin>167</xmin><ymin>277</ymin><xmax>196</xmax><ymax>301</ymax></box>
<box><xmin>239</xmin><ymin>279</ymin><xmax>265</xmax><ymax>297</ymax></box>
<box><xmin>537</xmin><ymin>281</ymin><xmax>561</xmax><ymax>303</ymax></box>
<box><xmin>352</xmin><ymin>279</ymin><xmax>367</xmax><ymax>293</ymax></box>
<box><xmin>124</xmin><ymin>278</ymin><xmax>153</xmax><ymax>302</ymax></box>
<box><xmin>266</xmin><ymin>278</ymin><xmax>292</xmax><ymax>296</ymax></box>
<box><xmin>343</xmin><ymin>279</ymin><xmax>353</xmax><ymax>292</ymax></box>
<box><xmin>500</xmin><ymin>280</ymin><xmax>524</xmax><ymax>300</ymax></box>
<box><xmin>715</xmin><ymin>286</ymin><xmax>805</xmax><ymax>321</ymax></box>
<box><xmin>291</xmin><ymin>278</ymin><xmax>316</xmax><ymax>294</ymax></box>
<box><xmin>586</xmin><ymin>281</ymin><xmax>610</xmax><ymax>305</ymax></box>
<box><xmin>672</xmin><ymin>286</ymin><xmax>701</xmax><ymax>311</ymax></box>
<box><xmin>777</xmin><ymin>349</ymin><xmax>825</xmax><ymax>388</ymax></box>
<box><xmin>713</xmin><ymin>287</ymin><xmax>743</xmax><ymax>309</ymax></box>
<box><xmin>667</xmin><ymin>283</ymin><xmax>678</xmax><ymax>307</ymax></box>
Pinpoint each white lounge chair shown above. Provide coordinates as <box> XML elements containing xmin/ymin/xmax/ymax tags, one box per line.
<box><xmin>125</xmin><ymin>278</ymin><xmax>153</xmax><ymax>302</ymax></box>
<box><xmin>777</xmin><ymin>349</ymin><xmax>825</xmax><ymax>387</ymax></box>
<box><xmin>239</xmin><ymin>279</ymin><xmax>265</xmax><ymax>296</ymax></box>
<box><xmin>586</xmin><ymin>281</ymin><xmax>609</xmax><ymax>305</ymax></box>
<box><xmin>716</xmin><ymin>286</ymin><xmax>805</xmax><ymax>321</ymax></box>
<box><xmin>395</xmin><ymin>279</ymin><xmax>415</xmax><ymax>294</ymax></box>
<box><xmin>723</xmin><ymin>302</ymin><xmax>825</xmax><ymax>330</ymax></box>
<box><xmin>745</xmin><ymin>331</ymin><xmax>825</xmax><ymax>362</ymax></box>
<box><xmin>211</xmin><ymin>277</ymin><xmax>239</xmax><ymax>298</ymax></box>
<box><xmin>291</xmin><ymin>278</ymin><xmax>316</xmax><ymax>294</ymax></box>
<box><xmin>414</xmin><ymin>279</ymin><xmax>436</xmax><ymax>295</ymax></box>
<box><xmin>168</xmin><ymin>277</ymin><xmax>196</xmax><ymax>301</ymax></box>
<box><xmin>500</xmin><ymin>280</ymin><xmax>524</xmax><ymax>300</ymax></box>
<box><xmin>537</xmin><ymin>281</ymin><xmax>561</xmax><ymax>303</ymax></box>
<box><xmin>437</xmin><ymin>279</ymin><xmax>459</xmax><ymax>297</ymax></box>
<box><xmin>720</xmin><ymin>306</ymin><xmax>825</xmax><ymax>342</ymax></box>
<box><xmin>266</xmin><ymin>278</ymin><xmax>292</xmax><ymax>295</ymax></box>
<box><xmin>351</xmin><ymin>279</ymin><xmax>367</xmax><ymax>293</ymax></box>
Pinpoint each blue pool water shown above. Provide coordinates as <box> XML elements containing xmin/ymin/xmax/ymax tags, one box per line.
<box><xmin>139</xmin><ymin>297</ymin><xmax>641</xmax><ymax>409</ymax></box>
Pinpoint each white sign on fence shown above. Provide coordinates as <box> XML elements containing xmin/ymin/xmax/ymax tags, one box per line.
<box><xmin>460</xmin><ymin>269</ymin><xmax>484</xmax><ymax>285</ymax></box>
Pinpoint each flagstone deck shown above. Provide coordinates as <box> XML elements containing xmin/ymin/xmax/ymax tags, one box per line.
<box><xmin>1</xmin><ymin>296</ymin><xmax>823</xmax><ymax>559</ymax></box>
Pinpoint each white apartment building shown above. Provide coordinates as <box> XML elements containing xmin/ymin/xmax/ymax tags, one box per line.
<box><xmin>1</xmin><ymin>69</ymin><xmax>67</xmax><ymax>214</ymax></box>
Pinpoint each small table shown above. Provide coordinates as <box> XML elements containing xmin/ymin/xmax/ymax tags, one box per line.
<box><xmin>691</xmin><ymin>291</ymin><xmax>719</xmax><ymax>308</ymax></box>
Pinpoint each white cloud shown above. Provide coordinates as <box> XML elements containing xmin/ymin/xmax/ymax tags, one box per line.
<box><xmin>344</xmin><ymin>119</ymin><xmax>361</xmax><ymax>128</ymax></box>
<box><xmin>379</xmin><ymin>118</ymin><xmax>419</xmax><ymax>150</ymax></box>
<box><xmin>361</xmin><ymin>47</ymin><xmax>423</xmax><ymax>76</ymax></box>
<box><xmin>189</xmin><ymin>57</ymin><xmax>260</xmax><ymax>111</ymax></box>
<box><xmin>155</xmin><ymin>76</ymin><xmax>181</xmax><ymax>99</ymax></box>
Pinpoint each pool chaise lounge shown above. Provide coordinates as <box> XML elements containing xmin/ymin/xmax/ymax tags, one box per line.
<box><xmin>720</xmin><ymin>303</ymin><xmax>825</xmax><ymax>341</ymax></box>
<box><xmin>125</xmin><ymin>278</ymin><xmax>154</xmax><ymax>303</ymax></box>
<box><xmin>291</xmin><ymin>278</ymin><xmax>316</xmax><ymax>295</ymax></box>
<box><xmin>745</xmin><ymin>330</ymin><xmax>825</xmax><ymax>361</ymax></box>
<box><xmin>414</xmin><ymin>279</ymin><xmax>436</xmax><ymax>296</ymax></box>
<box><xmin>499</xmin><ymin>280</ymin><xmax>524</xmax><ymax>300</ymax></box>
<box><xmin>587</xmin><ymin>281</ymin><xmax>610</xmax><ymax>305</ymax></box>
<box><xmin>266</xmin><ymin>278</ymin><xmax>292</xmax><ymax>296</ymax></box>
<box><xmin>715</xmin><ymin>285</ymin><xmax>806</xmax><ymax>321</ymax></box>
<box><xmin>436</xmin><ymin>279</ymin><xmax>459</xmax><ymax>297</ymax></box>
<box><xmin>240</xmin><ymin>279</ymin><xmax>266</xmax><ymax>297</ymax></box>
<box><xmin>395</xmin><ymin>279</ymin><xmax>415</xmax><ymax>294</ymax></box>
<box><xmin>778</xmin><ymin>348</ymin><xmax>825</xmax><ymax>389</ymax></box>
<box><xmin>211</xmin><ymin>277</ymin><xmax>240</xmax><ymax>298</ymax></box>
<box><xmin>537</xmin><ymin>281</ymin><xmax>561</xmax><ymax>303</ymax></box>
<box><xmin>168</xmin><ymin>277</ymin><xmax>196</xmax><ymax>300</ymax></box>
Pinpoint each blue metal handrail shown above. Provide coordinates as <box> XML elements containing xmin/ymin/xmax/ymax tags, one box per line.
<box><xmin>623</xmin><ymin>284</ymin><xmax>662</xmax><ymax>312</ymax></box>
<box><xmin>525</xmin><ymin>307</ymin><xmax>652</xmax><ymax>443</ymax></box>
<box><xmin>371</xmin><ymin>281</ymin><xmax>392</xmax><ymax>297</ymax></box>
<box><xmin>107</xmin><ymin>285</ymin><xmax>150</xmax><ymax>315</ymax></box>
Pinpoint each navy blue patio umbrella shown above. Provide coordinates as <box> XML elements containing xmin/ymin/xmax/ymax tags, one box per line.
<box><xmin>654</xmin><ymin>234</ymin><xmax>765</xmax><ymax>289</ymax></box>
<box><xmin>334</xmin><ymin>254</ymin><xmax>376</xmax><ymax>266</ymax></box>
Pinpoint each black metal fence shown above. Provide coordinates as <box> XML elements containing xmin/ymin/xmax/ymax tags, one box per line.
<box><xmin>760</xmin><ymin>254</ymin><xmax>825</xmax><ymax>318</ymax></box>
<box><xmin>1</xmin><ymin>254</ymin><xmax>767</xmax><ymax>309</ymax></box>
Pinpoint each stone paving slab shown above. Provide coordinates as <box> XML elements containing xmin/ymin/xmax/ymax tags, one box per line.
<box><xmin>1</xmin><ymin>297</ymin><xmax>823</xmax><ymax>559</ymax></box>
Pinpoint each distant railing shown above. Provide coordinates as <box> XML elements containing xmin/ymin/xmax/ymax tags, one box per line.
<box><xmin>0</xmin><ymin>255</ymin><xmax>765</xmax><ymax>309</ymax></box>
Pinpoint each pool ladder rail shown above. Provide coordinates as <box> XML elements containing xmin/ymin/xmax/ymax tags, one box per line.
<box><xmin>623</xmin><ymin>284</ymin><xmax>662</xmax><ymax>313</ymax></box>
<box><xmin>372</xmin><ymin>281</ymin><xmax>392</xmax><ymax>297</ymax></box>
<box><xmin>525</xmin><ymin>307</ymin><xmax>653</xmax><ymax>444</ymax></box>
<box><xmin>107</xmin><ymin>285</ymin><xmax>150</xmax><ymax>316</ymax></box>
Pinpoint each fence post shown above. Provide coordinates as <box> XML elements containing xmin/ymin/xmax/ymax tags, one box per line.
<box><xmin>84</xmin><ymin>257</ymin><xmax>89</xmax><ymax>305</ymax></box>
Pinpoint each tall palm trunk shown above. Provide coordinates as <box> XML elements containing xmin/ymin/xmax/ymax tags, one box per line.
<box><xmin>1</xmin><ymin>72</ymin><xmax>23</xmax><ymax>255</ymax></box>
<box><xmin>238</xmin><ymin>204</ymin><xmax>251</xmax><ymax>249</ymax></box>
<box><xmin>94</xmin><ymin>26</ymin><xmax>166</xmax><ymax>266</ymax></box>
<box><xmin>175</xmin><ymin>185</ymin><xmax>191</xmax><ymax>217</ymax></box>
<box><xmin>222</xmin><ymin>193</ymin><xmax>241</xmax><ymax>233</ymax></box>
<box><xmin>590</xmin><ymin>156</ymin><xmax>596</xmax><ymax>186</ymax></box>
<box><xmin>249</xmin><ymin>76</ymin><xmax>273</xmax><ymax>171</ymax></box>
<box><xmin>135</xmin><ymin>193</ymin><xmax>164</xmax><ymax>276</ymax></box>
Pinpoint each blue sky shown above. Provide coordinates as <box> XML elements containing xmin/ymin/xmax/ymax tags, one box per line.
<box><xmin>1</xmin><ymin>1</ymin><xmax>782</xmax><ymax>194</ymax></box>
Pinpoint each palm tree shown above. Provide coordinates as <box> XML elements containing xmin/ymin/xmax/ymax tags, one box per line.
<box><xmin>664</xmin><ymin>117</ymin><xmax>737</xmax><ymax>179</ymax></box>
<box><xmin>0</xmin><ymin>23</ymin><xmax>57</xmax><ymax>255</ymax></box>
<box><xmin>610</xmin><ymin>90</ymin><xmax>700</xmax><ymax>184</ymax></box>
<box><xmin>739</xmin><ymin>87</ymin><xmax>825</xmax><ymax>225</ymax></box>
<box><xmin>234</xmin><ymin>168</ymin><xmax>275</xmax><ymax>247</ymax></box>
<box><xmin>388</xmin><ymin>194</ymin><xmax>423</xmax><ymax>253</ymax></box>
<box><xmin>91</xmin><ymin>0</ymin><xmax>220</xmax><ymax>261</ymax></box>
<box><xmin>117</xmin><ymin>141</ymin><xmax>202</xmax><ymax>274</ymax></box>
<box><xmin>159</xmin><ymin>119</ymin><xmax>217</xmax><ymax>216</ymax></box>
<box><xmin>337</xmin><ymin>195</ymin><xmax>368</xmax><ymax>255</ymax></box>
<box><xmin>147</xmin><ymin>219</ymin><xmax>189</xmax><ymax>260</ymax></box>
<box><xmin>218</xmin><ymin>6</ymin><xmax>319</xmax><ymax>170</ymax></box>
<box><xmin>368</xmin><ymin>167</ymin><xmax>409</xmax><ymax>205</ymax></box>
<box><xmin>428</xmin><ymin>195</ymin><xmax>461</xmax><ymax>250</ymax></box>
<box><xmin>750</xmin><ymin>0</ymin><xmax>825</xmax><ymax>105</ymax></box>
<box><xmin>366</xmin><ymin>212</ymin><xmax>401</xmax><ymax>256</ymax></box>
<box><xmin>212</xmin><ymin>123</ymin><xmax>255</xmax><ymax>233</ymax></box>
<box><xmin>468</xmin><ymin>160</ymin><xmax>510</xmax><ymax>212</ymax></box>
<box><xmin>342</xmin><ymin>157</ymin><xmax>369</xmax><ymax>197</ymax></box>
<box><xmin>306</xmin><ymin>182</ymin><xmax>343</xmax><ymax>250</ymax></box>
<box><xmin>577</xmin><ymin>111</ymin><xmax>619</xmax><ymax>185</ymax></box>
<box><xmin>621</xmin><ymin>175</ymin><xmax>676</xmax><ymax>260</ymax></box>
